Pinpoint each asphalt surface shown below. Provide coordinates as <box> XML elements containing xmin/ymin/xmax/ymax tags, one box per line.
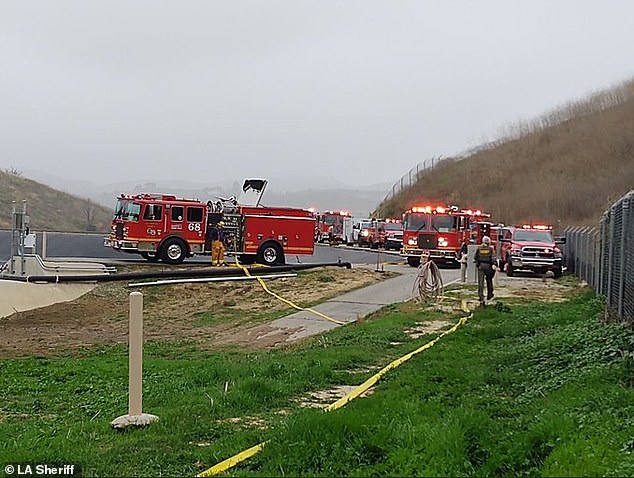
<box><xmin>0</xmin><ymin>230</ymin><xmax>402</xmax><ymax>265</ymax></box>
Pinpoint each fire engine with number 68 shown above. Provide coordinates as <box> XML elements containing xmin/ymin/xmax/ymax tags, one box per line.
<box><xmin>104</xmin><ymin>179</ymin><xmax>315</xmax><ymax>265</ymax></box>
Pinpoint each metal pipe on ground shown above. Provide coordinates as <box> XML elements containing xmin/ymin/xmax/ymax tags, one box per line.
<box><xmin>128</xmin><ymin>273</ymin><xmax>298</xmax><ymax>287</ymax></box>
<box><xmin>0</xmin><ymin>261</ymin><xmax>353</xmax><ymax>284</ymax></box>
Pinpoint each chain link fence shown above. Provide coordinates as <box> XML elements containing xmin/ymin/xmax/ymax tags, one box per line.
<box><xmin>382</xmin><ymin>156</ymin><xmax>444</xmax><ymax>203</ymax></box>
<box><xmin>564</xmin><ymin>190</ymin><xmax>633</xmax><ymax>323</ymax></box>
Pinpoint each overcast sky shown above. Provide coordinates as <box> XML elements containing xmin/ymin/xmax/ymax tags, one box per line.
<box><xmin>1</xmin><ymin>0</ymin><xmax>633</xmax><ymax>189</ymax></box>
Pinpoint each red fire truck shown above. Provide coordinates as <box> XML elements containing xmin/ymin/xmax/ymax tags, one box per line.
<box><xmin>356</xmin><ymin>218</ymin><xmax>385</xmax><ymax>249</ymax></box>
<box><xmin>400</xmin><ymin>205</ymin><xmax>489</xmax><ymax>267</ymax></box>
<box><xmin>382</xmin><ymin>218</ymin><xmax>403</xmax><ymax>251</ymax></box>
<box><xmin>104</xmin><ymin>179</ymin><xmax>315</xmax><ymax>265</ymax></box>
<box><xmin>315</xmin><ymin>210</ymin><xmax>352</xmax><ymax>243</ymax></box>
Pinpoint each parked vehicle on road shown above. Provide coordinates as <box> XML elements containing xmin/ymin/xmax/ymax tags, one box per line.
<box><xmin>401</xmin><ymin>205</ymin><xmax>489</xmax><ymax>267</ymax></box>
<box><xmin>104</xmin><ymin>179</ymin><xmax>315</xmax><ymax>265</ymax></box>
<box><xmin>357</xmin><ymin>218</ymin><xmax>385</xmax><ymax>249</ymax></box>
<box><xmin>497</xmin><ymin>224</ymin><xmax>565</xmax><ymax>278</ymax></box>
<box><xmin>315</xmin><ymin>210</ymin><xmax>351</xmax><ymax>244</ymax></box>
<box><xmin>382</xmin><ymin>219</ymin><xmax>403</xmax><ymax>251</ymax></box>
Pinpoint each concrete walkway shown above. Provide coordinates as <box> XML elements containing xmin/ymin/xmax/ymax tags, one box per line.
<box><xmin>257</xmin><ymin>264</ymin><xmax>461</xmax><ymax>342</ymax></box>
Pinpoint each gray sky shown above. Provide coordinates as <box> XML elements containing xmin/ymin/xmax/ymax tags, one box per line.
<box><xmin>2</xmin><ymin>0</ymin><xmax>633</xmax><ymax>188</ymax></box>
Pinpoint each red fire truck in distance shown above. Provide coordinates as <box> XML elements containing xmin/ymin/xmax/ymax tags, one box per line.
<box><xmin>356</xmin><ymin>218</ymin><xmax>386</xmax><ymax>249</ymax></box>
<box><xmin>401</xmin><ymin>205</ymin><xmax>489</xmax><ymax>267</ymax></box>
<box><xmin>315</xmin><ymin>210</ymin><xmax>352</xmax><ymax>243</ymax></box>
<box><xmin>382</xmin><ymin>218</ymin><xmax>403</xmax><ymax>251</ymax></box>
<box><xmin>104</xmin><ymin>179</ymin><xmax>315</xmax><ymax>265</ymax></box>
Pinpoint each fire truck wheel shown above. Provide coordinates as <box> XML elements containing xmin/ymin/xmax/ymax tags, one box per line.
<box><xmin>407</xmin><ymin>257</ymin><xmax>420</xmax><ymax>267</ymax></box>
<box><xmin>160</xmin><ymin>237</ymin><xmax>188</xmax><ymax>264</ymax></box>
<box><xmin>257</xmin><ymin>242</ymin><xmax>285</xmax><ymax>266</ymax></box>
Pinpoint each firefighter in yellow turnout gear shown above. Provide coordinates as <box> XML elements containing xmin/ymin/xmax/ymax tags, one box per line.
<box><xmin>474</xmin><ymin>235</ymin><xmax>497</xmax><ymax>305</ymax></box>
<box><xmin>210</xmin><ymin>221</ymin><xmax>226</xmax><ymax>266</ymax></box>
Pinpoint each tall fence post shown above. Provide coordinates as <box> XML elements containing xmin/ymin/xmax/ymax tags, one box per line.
<box><xmin>606</xmin><ymin>210</ymin><xmax>616</xmax><ymax>312</ymax></box>
<box><xmin>618</xmin><ymin>198</ymin><xmax>629</xmax><ymax>318</ymax></box>
<box><xmin>600</xmin><ymin>213</ymin><xmax>610</xmax><ymax>297</ymax></box>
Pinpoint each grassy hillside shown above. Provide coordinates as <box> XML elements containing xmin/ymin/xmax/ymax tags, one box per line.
<box><xmin>376</xmin><ymin>78</ymin><xmax>634</xmax><ymax>227</ymax></box>
<box><xmin>0</xmin><ymin>170</ymin><xmax>113</xmax><ymax>232</ymax></box>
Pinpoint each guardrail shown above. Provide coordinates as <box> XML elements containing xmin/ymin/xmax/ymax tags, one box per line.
<box><xmin>564</xmin><ymin>190</ymin><xmax>633</xmax><ymax>322</ymax></box>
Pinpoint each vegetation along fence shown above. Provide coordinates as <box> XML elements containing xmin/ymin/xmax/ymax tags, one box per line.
<box><xmin>564</xmin><ymin>190</ymin><xmax>633</xmax><ymax>322</ymax></box>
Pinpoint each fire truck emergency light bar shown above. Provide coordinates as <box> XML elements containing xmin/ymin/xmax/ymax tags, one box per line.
<box><xmin>410</xmin><ymin>206</ymin><xmax>448</xmax><ymax>214</ymax></box>
<box><xmin>322</xmin><ymin>210</ymin><xmax>351</xmax><ymax>216</ymax></box>
<box><xmin>520</xmin><ymin>224</ymin><xmax>552</xmax><ymax>230</ymax></box>
<box><xmin>409</xmin><ymin>205</ymin><xmax>465</xmax><ymax>214</ymax></box>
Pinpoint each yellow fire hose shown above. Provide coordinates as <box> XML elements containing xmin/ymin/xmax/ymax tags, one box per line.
<box><xmin>196</xmin><ymin>300</ymin><xmax>473</xmax><ymax>477</ymax></box>
<box><xmin>233</xmin><ymin>258</ymin><xmax>345</xmax><ymax>326</ymax></box>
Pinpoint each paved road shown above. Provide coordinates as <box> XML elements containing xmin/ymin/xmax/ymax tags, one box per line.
<box><xmin>0</xmin><ymin>230</ymin><xmax>403</xmax><ymax>265</ymax></box>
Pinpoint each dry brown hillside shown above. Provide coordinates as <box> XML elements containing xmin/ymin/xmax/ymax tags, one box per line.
<box><xmin>376</xmin><ymin>78</ymin><xmax>634</xmax><ymax>228</ymax></box>
<box><xmin>0</xmin><ymin>170</ymin><xmax>112</xmax><ymax>232</ymax></box>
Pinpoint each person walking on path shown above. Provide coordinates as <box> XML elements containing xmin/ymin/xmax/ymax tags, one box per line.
<box><xmin>210</xmin><ymin>221</ymin><xmax>226</xmax><ymax>266</ymax></box>
<box><xmin>474</xmin><ymin>235</ymin><xmax>497</xmax><ymax>305</ymax></box>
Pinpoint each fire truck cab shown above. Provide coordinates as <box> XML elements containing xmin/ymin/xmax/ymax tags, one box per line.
<box><xmin>104</xmin><ymin>179</ymin><xmax>315</xmax><ymax>265</ymax></box>
<box><xmin>401</xmin><ymin>205</ymin><xmax>486</xmax><ymax>267</ymax></box>
<box><xmin>497</xmin><ymin>224</ymin><xmax>565</xmax><ymax>278</ymax></box>
<box><xmin>315</xmin><ymin>211</ymin><xmax>351</xmax><ymax>244</ymax></box>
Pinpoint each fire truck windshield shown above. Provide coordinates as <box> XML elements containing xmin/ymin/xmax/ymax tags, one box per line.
<box><xmin>113</xmin><ymin>199</ymin><xmax>141</xmax><ymax>222</ymax></box>
<box><xmin>384</xmin><ymin>222</ymin><xmax>402</xmax><ymax>231</ymax></box>
<box><xmin>514</xmin><ymin>230</ymin><xmax>554</xmax><ymax>242</ymax></box>
<box><xmin>404</xmin><ymin>214</ymin><xmax>427</xmax><ymax>231</ymax></box>
<box><xmin>324</xmin><ymin>216</ymin><xmax>343</xmax><ymax>225</ymax></box>
<box><xmin>430</xmin><ymin>215</ymin><xmax>457</xmax><ymax>232</ymax></box>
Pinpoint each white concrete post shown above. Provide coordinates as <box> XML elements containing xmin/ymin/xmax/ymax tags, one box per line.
<box><xmin>129</xmin><ymin>291</ymin><xmax>143</xmax><ymax>416</ymax></box>
<box><xmin>466</xmin><ymin>245</ymin><xmax>478</xmax><ymax>284</ymax></box>
<box><xmin>111</xmin><ymin>292</ymin><xmax>158</xmax><ymax>429</ymax></box>
<box><xmin>41</xmin><ymin>231</ymin><xmax>47</xmax><ymax>259</ymax></box>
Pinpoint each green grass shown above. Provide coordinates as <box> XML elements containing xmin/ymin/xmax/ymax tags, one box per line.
<box><xmin>1</xmin><ymin>290</ymin><xmax>634</xmax><ymax>477</ymax></box>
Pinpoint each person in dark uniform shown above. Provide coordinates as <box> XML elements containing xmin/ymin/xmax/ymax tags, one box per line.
<box><xmin>474</xmin><ymin>235</ymin><xmax>497</xmax><ymax>305</ymax></box>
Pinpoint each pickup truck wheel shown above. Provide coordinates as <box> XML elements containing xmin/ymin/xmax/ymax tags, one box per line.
<box><xmin>553</xmin><ymin>267</ymin><xmax>562</xmax><ymax>279</ymax></box>
<box><xmin>160</xmin><ymin>237</ymin><xmax>187</xmax><ymax>265</ymax></box>
<box><xmin>257</xmin><ymin>242</ymin><xmax>285</xmax><ymax>266</ymax></box>
<box><xmin>505</xmin><ymin>259</ymin><xmax>514</xmax><ymax>277</ymax></box>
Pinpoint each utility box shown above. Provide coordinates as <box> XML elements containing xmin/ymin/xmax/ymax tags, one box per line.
<box><xmin>24</xmin><ymin>233</ymin><xmax>36</xmax><ymax>252</ymax></box>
